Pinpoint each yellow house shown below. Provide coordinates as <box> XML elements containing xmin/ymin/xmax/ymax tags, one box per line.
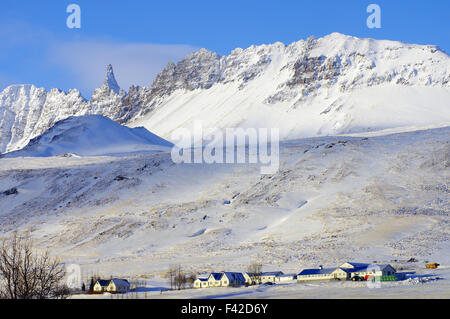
<box><xmin>208</xmin><ymin>273</ymin><xmax>224</xmax><ymax>287</ymax></box>
<box><xmin>195</xmin><ymin>272</ymin><xmax>246</xmax><ymax>288</ymax></box>
<box><xmin>194</xmin><ymin>277</ymin><xmax>209</xmax><ymax>288</ymax></box>
<box><xmin>107</xmin><ymin>279</ymin><xmax>130</xmax><ymax>293</ymax></box>
<box><xmin>93</xmin><ymin>280</ymin><xmax>110</xmax><ymax>293</ymax></box>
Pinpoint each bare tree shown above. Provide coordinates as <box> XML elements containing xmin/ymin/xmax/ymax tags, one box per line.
<box><xmin>174</xmin><ymin>265</ymin><xmax>187</xmax><ymax>290</ymax></box>
<box><xmin>186</xmin><ymin>273</ymin><xmax>197</xmax><ymax>289</ymax></box>
<box><xmin>166</xmin><ymin>265</ymin><xmax>177</xmax><ymax>290</ymax></box>
<box><xmin>167</xmin><ymin>265</ymin><xmax>188</xmax><ymax>290</ymax></box>
<box><xmin>0</xmin><ymin>232</ymin><xmax>68</xmax><ymax>299</ymax></box>
<box><xmin>247</xmin><ymin>261</ymin><xmax>263</xmax><ymax>285</ymax></box>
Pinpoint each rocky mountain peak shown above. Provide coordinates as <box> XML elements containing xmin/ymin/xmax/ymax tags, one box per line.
<box><xmin>104</xmin><ymin>64</ymin><xmax>121</xmax><ymax>94</ymax></box>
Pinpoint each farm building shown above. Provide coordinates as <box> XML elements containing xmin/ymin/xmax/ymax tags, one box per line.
<box><xmin>274</xmin><ymin>274</ymin><xmax>297</xmax><ymax>283</ymax></box>
<box><xmin>297</xmin><ymin>262</ymin><xmax>397</xmax><ymax>282</ymax></box>
<box><xmin>297</xmin><ymin>266</ymin><xmax>349</xmax><ymax>282</ymax></box>
<box><xmin>260</xmin><ymin>271</ymin><xmax>284</xmax><ymax>283</ymax></box>
<box><xmin>339</xmin><ymin>262</ymin><xmax>396</xmax><ymax>279</ymax></box>
<box><xmin>107</xmin><ymin>279</ymin><xmax>130</xmax><ymax>293</ymax></box>
<box><xmin>93</xmin><ymin>280</ymin><xmax>111</xmax><ymax>293</ymax></box>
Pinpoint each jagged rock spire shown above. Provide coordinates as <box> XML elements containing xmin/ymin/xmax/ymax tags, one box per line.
<box><xmin>104</xmin><ymin>64</ymin><xmax>121</xmax><ymax>94</ymax></box>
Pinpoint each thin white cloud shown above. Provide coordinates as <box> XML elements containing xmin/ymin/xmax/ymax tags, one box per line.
<box><xmin>0</xmin><ymin>20</ymin><xmax>200</xmax><ymax>96</ymax></box>
<box><xmin>48</xmin><ymin>40</ymin><xmax>200</xmax><ymax>96</ymax></box>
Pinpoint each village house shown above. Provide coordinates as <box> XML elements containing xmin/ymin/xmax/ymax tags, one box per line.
<box><xmin>207</xmin><ymin>273</ymin><xmax>224</xmax><ymax>287</ymax></box>
<box><xmin>93</xmin><ymin>278</ymin><xmax>130</xmax><ymax>293</ymax></box>
<box><xmin>93</xmin><ymin>280</ymin><xmax>110</xmax><ymax>293</ymax></box>
<box><xmin>194</xmin><ymin>277</ymin><xmax>209</xmax><ymax>288</ymax></box>
<box><xmin>194</xmin><ymin>272</ymin><xmax>246</xmax><ymax>288</ymax></box>
<box><xmin>222</xmin><ymin>272</ymin><xmax>246</xmax><ymax>287</ymax></box>
<box><xmin>107</xmin><ymin>279</ymin><xmax>130</xmax><ymax>293</ymax></box>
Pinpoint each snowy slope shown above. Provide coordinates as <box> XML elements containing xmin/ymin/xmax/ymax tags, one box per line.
<box><xmin>1</xmin><ymin>115</ymin><xmax>172</xmax><ymax>158</ymax></box>
<box><xmin>0</xmin><ymin>126</ymin><xmax>448</xmax><ymax>280</ymax></box>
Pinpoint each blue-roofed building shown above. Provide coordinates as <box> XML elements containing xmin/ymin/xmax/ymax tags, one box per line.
<box><xmin>297</xmin><ymin>266</ymin><xmax>349</xmax><ymax>282</ymax></box>
<box><xmin>223</xmin><ymin>272</ymin><xmax>246</xmax><ymax>287</ymax></box>
<box><xmin>339</xmin><ymin>262</ymin><xmax>396</xmax><ymax>279</ymax></box>
<box><xmin>297</xmin><ymin>262</ymin><xmax>397</xmax><ymax>282</ymax></box>
<box><xmin>207</xmin><ymin>272</ymin><xmax>225</xmax><ymax>287</ymax></box>
<box><xmin>194</xmin><ymin>277</ymin><xmax>209</xmax><ymax>288</ymax></box>
<box><xmin>194</xmin><ymin>272</ymin><xmax>246</xmax><ymax>288</ymax></box>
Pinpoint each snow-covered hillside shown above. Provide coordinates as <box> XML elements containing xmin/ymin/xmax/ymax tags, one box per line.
<box><xmin>0</xmin><ymin>126</ymin><xmax>448</xmax><ymax>279</ymax></box>
<box><xmin>2</xmin><ymin>115</ymin><xmax>172</xmax><ymax>158</ymax></box>
<box><xmin>1</xmin><ymin>33</ymin><xmax>449</xmax><ymax>153</ymax></box>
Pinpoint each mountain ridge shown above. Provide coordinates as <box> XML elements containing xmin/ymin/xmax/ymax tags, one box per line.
<box><xmin>1</xmin><ymin>32</ymin><xmax>449</xmax><ymax>153</ymax></box>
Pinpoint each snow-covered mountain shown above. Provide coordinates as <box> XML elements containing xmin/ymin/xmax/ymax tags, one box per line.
<box><xmin>1</xmin><ymin>33</ymin><xmax>449</xmax><ymax>153</ymax></box>
<box><xmin>2</xmin><ymin>115</ymin><xmax>172</xmax><ymax>158</ymax></box>
<box><xmin>129</xmin><ymin>33</ymin><xmax>450</xmax><ymax>140</ymax></box>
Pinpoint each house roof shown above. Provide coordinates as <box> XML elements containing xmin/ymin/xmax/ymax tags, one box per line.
<box><xmin>351</xmin><ymin>264</ymin><xmax>394</xmax><ymax>272</ymax></box>
<box><xmin>341</xmin><ymin>262</ymin><xmax>371</xmax><ymax>269</ymax></box>
<box><xmin>110</xmin><ymin>279</ymin><xmax>130</xmax><ymax>286</ymax></box>
<box><xmin>223</xmin><ymin>272</ymin><xmax>246</xmax><ymax>282</ymax></box>
<box><xmin>96</xmin><ymin>280</ymin><xmax>110</xmax><ymax>287</ymax></box>
<box><xmin>210</xmin><ymin>273</ymin><xmax>223</xmax><ymax>280</ymax></box>
<box><xmin>196</xmin><ymin>278</ymin><xmax>208</xmax><ymax>282</ymax></box>
<box><xmin>298</xmin><ymin>268</ymin><xmax>336</xmax><ymax>275</ymax></box>
<box><xmin>262</xmin><ymin>271</ymin><xmax>284</xmax><ymax>276</ymax></box>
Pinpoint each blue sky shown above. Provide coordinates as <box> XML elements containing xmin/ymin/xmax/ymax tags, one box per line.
<box><xmin>0</xmin><ymin>0</ymin><xmax>449</xmax><ymax>97</ymax></box>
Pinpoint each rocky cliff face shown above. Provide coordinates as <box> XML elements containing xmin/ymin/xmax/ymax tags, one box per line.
<box><xmin>1</xmin><ymin>33</ymin><xmax>449</xmax><ymax>153</ymax></box>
